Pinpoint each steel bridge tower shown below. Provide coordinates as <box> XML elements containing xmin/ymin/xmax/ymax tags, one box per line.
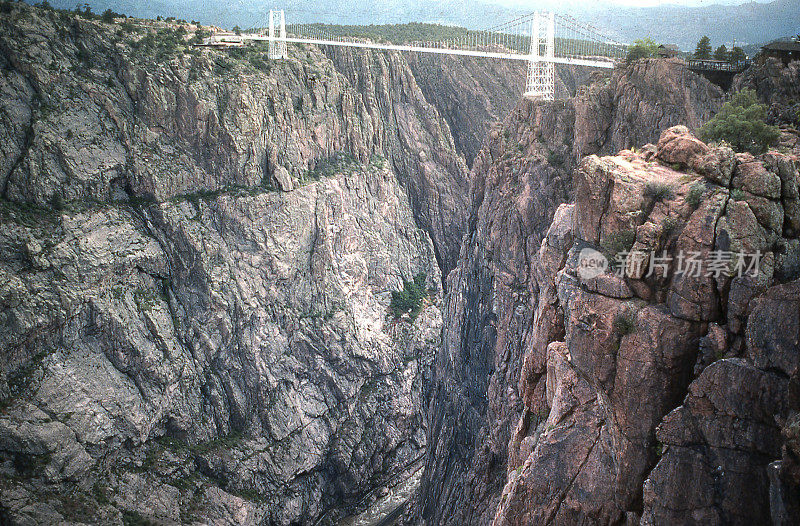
<box><xmin>525</xmin><ymin>12</ymin><xmax>555</xmax><ymax>100</ymax></box>
<box><xmin>268</xmin><ymin>9</ymin><xmax>287</xmax><ymax>59</ymax></box>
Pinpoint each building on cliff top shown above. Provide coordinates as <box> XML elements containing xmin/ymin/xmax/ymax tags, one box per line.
<box><xmin>761</xmin><ymin>40</ymin><xmax>800</xmax><ymax>65</ymax></box>
<box><xmin>657</xmin><ymin>44</ymin><xmax>681</xmax><ymax>58</ymax></box>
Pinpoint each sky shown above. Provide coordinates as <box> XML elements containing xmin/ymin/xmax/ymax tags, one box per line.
<box><xmin>38</xmin><ymin>0</ymin><xmax>795</xmax><ymax>44</ymax></box>
<box><xmin>494</xmin><ymin>0</ymin><xmax>774</xmax><ymax>5</ymax></box>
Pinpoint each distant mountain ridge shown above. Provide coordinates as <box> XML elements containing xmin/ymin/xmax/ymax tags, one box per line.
<box><xmin>40</xmin><ymin>0</ymin><xmax>798</xmax><ymax>50</ymax></box>
<box><xmin>589</xmin><ymin>0</ymin><xmax>800</xmax><ymax>50</ymax></box>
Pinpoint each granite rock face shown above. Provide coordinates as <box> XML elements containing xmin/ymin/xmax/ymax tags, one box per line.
<box><xmin>0</xmin><ymin>4</ymin><xmax>525</xmax><ymax>524</ymax></box>
<box><xmin>0</xmin><ymin>4</ymin><xmax>523</xmax><ymax>281</ymax></box>
<box><xmin>572</xmin><ymin>58</ymin><xmax>723</xmax><ymax>158</ymax></box>
<box><xmin>0</xmin><ymin>158</ymin><xmax>442</xmax><ymax>525</ymax></box>
<box><xmin>733</xmin><ymin>57</ymin><xmax>800</xmax><ymax>126</ymax></box>
<box><xmin>488</xmin><ymin>127</ymin><xmax>800</xmax><ymax>525</ymax></box>
<box><xmin>415</xmin><ymin>59</ymin><xmax>726</xmax><ymax>526</ymax></box>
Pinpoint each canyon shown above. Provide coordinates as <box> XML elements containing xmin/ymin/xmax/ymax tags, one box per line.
<box><xmin>1</xmin><ymin>3</ymin><xmax>799</xmax><ymax>526</ymax></box>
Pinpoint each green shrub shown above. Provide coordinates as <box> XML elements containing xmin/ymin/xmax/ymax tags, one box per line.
<box><xmin>228</xmin><ymin>46</ymin><xmax>246</xmax><ymax>60</ymax></box>
<box><xmin>662</xmin><ymin>216</ymin><xmax>679</xmax><ymax>237</ymax></box>
<box><xmin>189</xmin><ymin>28</ymin><xmax>209</xmax><ymax>45</ymax></box>
<box><xmin>613</xmin><ymin>311</ymin><xmax>637</xmax><ymax>336</ymax></box>
<box><xmin>188</xmin><ymin>431</ymin><xmax>243</xmax><ymax>454</ymax></box>
<box><xmin>644</xmin><ymin>181</ymin><xmax>675</xmax><ymax>202</ymax></box>
<box><xmin>686</xmin><ymin>182</ymin><xmax>705</xmax><ymax>209</ymax></box>
<box><xmin>390</xmin><ymin>272</ymin><xmax>428</xmax><ymax>321</ymax></box>
<box><xmin>626</xmin><ymin>38</ymin><xmax>659</xmax><ymax>63</ymax></box>
<box><xmin>699</xmin><ymin>89</ymin><xmax>780</xmax><ymax>155</ymax></box>
<box><xmin>213</xmin><ymin>56</ymin><xmax>232</xmax><ymax>75</ymax></box>
<box><xmin>304</xmin><ymin>152</ymin><xmax>357</xmax><ymax>181</ymax></box>
<box><xmin>100</xmin><ymin>8</ymin><xmax>124</xmax><ymax>23</ymax></box>
<box><xmin>122</xmin><ymin>510</ymin><xmax>155</xmax><ymax>526</ymax></box>
<box><xmin>119</xmin><ymin>21</ymin><xmax>137</xmax><ymax>33</ymax></box>
<box><xmin>601</xmin><ymin>229</ymin><xmax>637</xmax><ymax>259</ymax></box>
<box><xmin>249</xmin><ymin>54</ymin><xmax>270</xmax><ymax>72</ymax></box>
<box><xmin>131</xmin><ymin>28</ymin><xmax>187</xmax><ymax>63</ymax></box>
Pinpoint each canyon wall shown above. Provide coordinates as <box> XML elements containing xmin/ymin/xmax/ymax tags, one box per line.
<box><xmin>494</xmin><ymin>126</ymin><xmax>800</xmax><ymax>525</ymax></box>
<box><xmin>4</xmin><ymin>3</ymin><xmax>799</xmax><ymax>525</ymax></box>
<box><xmin>733</xmin><ymin>57</ymin><xmax>800</xmax><ymax>126</ymax></box>
<box><xmin>415</xmin><ymin>58</ymin><xmax>727</xmax><ymax>525</ymax></box>
<box><xmin>0</xmin><ymin>4</ymin><xmax>519</xmax><ymax>524</ymax></box>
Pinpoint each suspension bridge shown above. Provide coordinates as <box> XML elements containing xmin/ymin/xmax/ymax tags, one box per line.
<box><xmin>208</xmin><ymin>10</ymin><xmax>628</xmax><ymax>100</ymax></box>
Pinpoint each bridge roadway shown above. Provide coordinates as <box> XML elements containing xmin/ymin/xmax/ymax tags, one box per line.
<box><xmin>231</xmin><ymin>34</ymin><xmax>616</xmax><ymax>69</ymax></box>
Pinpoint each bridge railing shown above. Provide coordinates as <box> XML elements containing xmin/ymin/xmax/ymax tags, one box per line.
<box><xmin>687</xmin><ymin>58</ymin><xmax>751</xmax><ymax>72</ymax></box>
<box><xmin>241</xmin><ymin>9</ymin><xmax>628</xmax><ymax>100</ymax></box>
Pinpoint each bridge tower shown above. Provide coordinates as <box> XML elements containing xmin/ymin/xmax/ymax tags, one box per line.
<box><xmin>268</xmin><ymin>9</ymin><xmax>287</xmax><ymax>59</ymax></box>
<box><xmin>524</xmin><ymin>12</ymin><xmax>555</xmax><ymax>100</ymax></box>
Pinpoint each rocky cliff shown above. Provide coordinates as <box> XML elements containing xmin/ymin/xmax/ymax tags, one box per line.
<box><xmin>5</xmin><ymin>3</ymin><xmax>798</xmax><ymax>524</ymax></box>
<box><xmin>1</xmin><ymin>159</ymin><xmax>441</xmax><ymax>525</ymax></box>
<box><xmin>0</xmin><ymin>4</ymin><xmax>526</xmax><ymax>281</ymax></box>
<box><xmin>0</xmin><ymin>3</ymin><xmax>524</xmax><ymax>524</ymax></box>
<box><xmin>493</xmin><ymin>125</ymin><xmax>800</xmax><ymax>525</ymax></box>
<box><xmin>415</xmin><ymin>58</ymin><xmax>728</xmax><ymax>525</ymax></box>
<box><xmin>734</xmin><ymin>57</ymin><xmax>800</xmax><ymax>127</ymax></box>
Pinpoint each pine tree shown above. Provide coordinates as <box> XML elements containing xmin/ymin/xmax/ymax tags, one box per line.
<box><xmin>699</xmin><ymin>89</ymin><xmax>780</xmax><ymax>155</ymax></box>
<box><xmin>625</xmin><ymin>38</ymin><xmax>659</xmax><ymax>63</ymax></box>
<box><xmin>694</xmin><ymin>36</ymin><xmax>712</xmax><ymax>59</ymax></box>
<box><xmin>713</xmin><ymin>44</ymin><xmax>729</xmax><ymax>61</ymax></box>
<box><xmin>729</xmin><ymin>46</ymin><xmax>746</xmax><ymax>63</ymax></box>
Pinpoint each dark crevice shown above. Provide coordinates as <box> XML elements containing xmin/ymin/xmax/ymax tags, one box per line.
<box><xmin>0</xmin><ymin>68</ymin><xmax>40</xmax><ymax>199</ymax></box>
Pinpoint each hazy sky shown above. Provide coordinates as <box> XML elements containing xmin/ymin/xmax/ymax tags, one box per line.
<box><xmin>494</xmin><ymin>0</ymin><xmax>774</xmax><ymax>5</ymax></box>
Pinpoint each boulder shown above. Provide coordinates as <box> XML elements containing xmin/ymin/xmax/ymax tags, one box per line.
<box><xmin>272</xmin><ymin>165</ymin><xmax>294</xmax><ymax>192</ymax></box>
<box><xmin>693</xmin><ymin>145</ymin><xmax>736</xmax><ymax>186</ymax></box>
<box><xmin>657</xmin><ymin>125</ymin><xmax>710</xmax><ymax>167</ymax></box>
<box><xmin>733</xmin><ymin>154</ymin><xmax>782</xmax><ymax>199</ymax></box>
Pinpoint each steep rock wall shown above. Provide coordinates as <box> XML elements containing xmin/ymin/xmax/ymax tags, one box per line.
<box><xmin>0</xmin><ymin>157</ymin><xmax>442</xmax><ymax>524</ymax></box>
<box><xmin>733</xmin><ymin>57</ymin><xmax>800</xmax><ymax>125</ymax></box>
<box><xmin>494</xmin><ymin>127</ymin><xmax>800</xmax><ymax>525</ymax></box>
<box><xmin>415</xmin><ymin>58</ymin><xmax>725</xmax><ymax>525</ymax></box>
<box><xmin>0</xmin><ymin>4</ymin><xmax>523</xmax><ymax>524</ymax></box>
<box><xmin>0</xmin><ymin>5</ymin><xmax>521</xmax><ymax>280</ymax></box>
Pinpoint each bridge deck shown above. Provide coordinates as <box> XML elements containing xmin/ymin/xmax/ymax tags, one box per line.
<box><xmin>236</xmin><ymin>35</ymin><xmax>615</xmax><ymax>69</ymax></box>
<box><xmin>687</xmin><ymin>59</ymin><xmax>750</xmax><ymax>73</ymax></box>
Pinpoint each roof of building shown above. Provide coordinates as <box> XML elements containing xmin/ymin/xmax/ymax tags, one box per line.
<box><xmin>659</xmin><ymin>44</ymin><xmax>680</xmax><ymax>51</ymax></box>
<box><xmin>762</xmin><ymin>40</ymin><xmax>800</xmax><ymax>52</ymax></box>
